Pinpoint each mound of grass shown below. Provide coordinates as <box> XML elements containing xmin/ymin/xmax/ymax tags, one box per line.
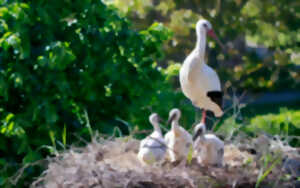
<box><xmin>31</xmin><ymin>134</ymin><xmax>299</xmax><ymax>188</ymax></box>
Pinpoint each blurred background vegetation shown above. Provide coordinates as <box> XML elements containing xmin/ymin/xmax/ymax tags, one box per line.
<box><xmin>0</xmin><ymin>0</ymin><xmax>299</xmax><ymax>187</ymax></box>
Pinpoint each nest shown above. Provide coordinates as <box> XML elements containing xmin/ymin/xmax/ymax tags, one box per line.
<box><xmin>32</xmin><ymin>135</ymin><xmax>300</xmax><ymax>188</ymax></box>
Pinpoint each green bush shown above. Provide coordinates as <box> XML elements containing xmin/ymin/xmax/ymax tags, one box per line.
<box><xmin>216</xmin><ymin>106</ymin><xmax>300</xmax><ymax>145</ymax></box>
<box><xmin>246</xmin><ymin>108</ymin><xmax>300</xmax><ymax>137</ymax></box>
<box><xmin>0</xmin><ymin>0</ymin><xmax>182</xmax><ymax>186</ymax></box>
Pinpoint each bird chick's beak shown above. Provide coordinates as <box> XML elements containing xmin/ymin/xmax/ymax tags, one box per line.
<box><xmin>193</xmin><ymin>131</ymin><xmax>201</xmax><ymax>141</ymax></box>
<box><xmin>207</xmin><ymin>29</ymin><xmax>226</xmax><ymax>52</ymax></box>
<box><xmin>193</xmin><ymin>126</ymin><xmax>204</xmax><ymax>141</ymax></box>
<box><xmin>192</xmin><ymin>134</ymin><xmax>198</xmax><ymax>141</ymax></box>
<box><xmin>157</xmin><ymin>117</ymin><xmax>163</xmax><ymax>124</ymax></box>
<box><xmin>167</xmin><ymin>114</ymin><xmax>176</xmax><ymax>125</ymax></box>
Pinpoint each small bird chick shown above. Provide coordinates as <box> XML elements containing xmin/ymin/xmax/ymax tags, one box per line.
<box><xmin>164</xmin><ymin>108</ymin><xmax>193</xmax><ymax>162</ymax></box>
<box><xmin>138</xmin><ymin>113</ymin><xmax>167</xmax><ymax>166</ymax></box>
<box><xmin>193</xmin><ymin>119</ymin><xmax>224</xmax><ymax>167</ymax></box>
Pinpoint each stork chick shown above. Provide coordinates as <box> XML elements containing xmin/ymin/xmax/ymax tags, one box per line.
<box><xmin>138</xmin><ymin>113</ymin><xmax>166</xmax><ymax>166</ymax></box>
<box><xmin>164</xmin><ymin>108</ymin><xmax>193</xmax><ymax>162</ymax></box>
<box><xmin>193</xmin><ymin>114</ymin><xmax>224</xmax><ymax>167</ymax></box>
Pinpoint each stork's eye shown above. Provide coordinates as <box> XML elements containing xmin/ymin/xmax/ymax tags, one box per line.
<box><xmin>203</xmin><ymin>23</ymin><xmax>208</xmax><ymax>28</ymax></box>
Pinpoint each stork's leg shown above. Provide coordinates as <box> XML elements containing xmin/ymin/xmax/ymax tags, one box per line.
<box><xmin>201</xmin><ymin>110</ymin><xmax>207</xmax><ymax>124</ymax></box>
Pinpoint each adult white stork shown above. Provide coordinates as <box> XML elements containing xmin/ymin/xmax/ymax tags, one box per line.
<box><xmin>180</xmin><ymin>19</ymin><xmax>224</xmax><ymax>121</ymax></box>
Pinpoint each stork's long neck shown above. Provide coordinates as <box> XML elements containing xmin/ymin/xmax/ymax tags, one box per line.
<box><xmin>195</xmin><ymin>29</ymin><xmax>207</xmax><ymax>61</ymax></box>
<box><xmin>172</xmin><ymin>121</ymin><xmax>179</xmax><ymax>129</ymax></box>
<box><xmin>171</xmin><ymin>121</ymin><xmax>180</xmax><ymax>131</ymax></box>
<box><xmin>151</xmin><ymin>121</ymin><xmax>162</xmax><ymax>135</ymax></box>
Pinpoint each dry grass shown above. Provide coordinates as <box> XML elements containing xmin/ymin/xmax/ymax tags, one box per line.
<box><xmin>31</xmin><ymin>134</ymin><xmax>300</xmax><ymax>188</ymax></box>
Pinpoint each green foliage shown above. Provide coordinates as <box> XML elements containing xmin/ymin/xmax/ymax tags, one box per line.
<box><xmin>108</xmin><ymin>0</ymin><xmax>300</xmax><ymax>92</ymax></box>
<box><xmin>246</xmin><ymin>108</ymin><xmax>300</xmax><ymax>136</ymax></box>
<box><xmin>219</xmin><ymin>106</ymin><xmax>300</xmax><ymax>146</ymax></box>
<box><xmin>216</xmin><ymin>116</ymin><xmax>242</xmax><ymax>140</ymax></box>
<box><xmin>0</xmin><ymin>0</ymin><xmax>177</xmax><ymax>186</ymax></box>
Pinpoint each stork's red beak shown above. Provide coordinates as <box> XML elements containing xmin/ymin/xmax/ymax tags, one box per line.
<box><xmin>207</xmin><ymin>29</ymin><xmax>226</xmax><ymax>52</ymax></box>
<box><xmin>207</xmin><ymin>29</ymin><xmax>217</xmax><ymax>39</ymax></box>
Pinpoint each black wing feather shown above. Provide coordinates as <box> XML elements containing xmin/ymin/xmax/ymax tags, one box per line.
<box><xmin>207</xmin><ymin>91</ymin><xmax>223</xmax><ymax>109</ymax></box>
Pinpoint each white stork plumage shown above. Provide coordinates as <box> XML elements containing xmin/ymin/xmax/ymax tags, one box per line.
<box><xmin>180</xmin><ymin>19</ymin><xmax>224</xmax><ymax>120</ymax></box>
<box><xmin>137</xmin><ymin>113</ymin><xmax>166</xmax><ymax>165</ymax></box>
<box><xmin>164</xmin><ymin>108</ymin><xmax>193</xmax><ymax>162</ymax></box>
<box><xmin>193</xmin><ymin>113</ymin><xmax>224</xmax><ymax>167</ymax></box>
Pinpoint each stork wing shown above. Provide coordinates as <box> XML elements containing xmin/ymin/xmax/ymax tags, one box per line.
<box><xmin>202</xmin><ymin>64</ymin><xmax>222</xmax><ymax>92</ymax></box>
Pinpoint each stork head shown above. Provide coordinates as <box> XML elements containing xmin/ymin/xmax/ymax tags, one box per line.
<box><xmin>149</xmin><ymin>113</ymin><xmax>160</xmax><ymax>125</ymax></box>
<box><xmin>149</xmin><ymin>113</ymin><xmax>162</xmax><ymax>132</ymax></box>
<box><xmin>167</xmin><ymin>108</ymin><xmax>181</xmax><ymax>125</ymax></box>
<box><xmin>196</xmin><ymin>19</ymin><xmax>225</xmax><ymax>50</ymax></box>
<box><xmin>193</xmin><ymin>122</ymin><xmax>206</xmax><ymax>141</ymax></box>
<box><xmin>196</xmin><ymin>19</ymin><xmax>216</xmax><ymax>39</ymax></box>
